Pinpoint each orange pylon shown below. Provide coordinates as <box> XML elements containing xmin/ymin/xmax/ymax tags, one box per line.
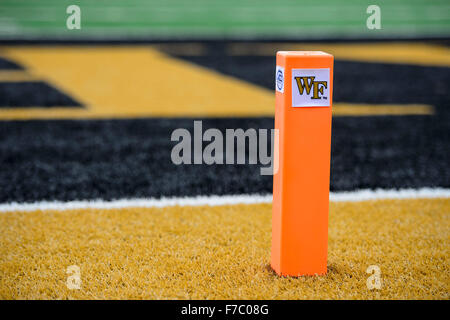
<box><xmin>272</xmin><ymin>51</ymin><xmax>334</xmax><ymax>276</ymax></box>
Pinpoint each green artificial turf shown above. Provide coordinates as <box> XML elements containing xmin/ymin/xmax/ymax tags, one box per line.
<box><xmin>0</xmin><ymin>0</ymin><xmax>449</xmax><ymax>40</ymax></box>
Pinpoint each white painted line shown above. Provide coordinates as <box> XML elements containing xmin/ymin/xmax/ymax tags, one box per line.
<box><xmin>329</xmin><ymin>188</ymin><xmax>450</xmax><ymax>202</ymax></box>
<box><xmin>0</xmin><ymin>188</ymin><xmax>448</xmax><ymax>213</ymax></box>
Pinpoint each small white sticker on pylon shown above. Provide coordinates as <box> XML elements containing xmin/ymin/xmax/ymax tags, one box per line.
<box><xmin>275</xmin><ymin>66</ymin><xmax>284</xmax><ymax>93</ymax></box>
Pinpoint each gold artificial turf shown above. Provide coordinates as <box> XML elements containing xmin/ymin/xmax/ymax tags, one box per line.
<box><xmin>0</xmin><ymin>199</ymin><xmax>448</xmax><ymax>299</ymax></box>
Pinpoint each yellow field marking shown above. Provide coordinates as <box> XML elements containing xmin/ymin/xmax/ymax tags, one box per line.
<box><xmin>0</xmin><ymin>198</ymin><xmax>448</xmax><ymax>299</ymax></box>
<box><xmin>0</xmin><ymin>46</ymin><xmax>436</xmax><ymax>120</ymax></box>
<box><xmin>332</xmin><ymin>103</ymin><xmax>433</xmax><ymax>116</ymax></box>
<box><xmin>0</xmin><ymin>46</ymin><xmax>274</xmax><ymax>118</ymax></box>
<box><xmin>0</xmin><ymin>103</ymin><xmax>434</xmax><ymax>120</ymax></box>
<box><xmin>229</xmin><ymin>42</ymin><xmax>450</xmax><ymax>67</ymax></box>
<box><xmin>0</xmin><ymin>70</ymin><xmax>39</xmax><ymax>82</ymax></box>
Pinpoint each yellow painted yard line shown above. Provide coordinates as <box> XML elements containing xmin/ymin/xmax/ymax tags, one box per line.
<box><xmin>0</xmin><ymin>70</ymin><xmax>39</xmax><ymax>82</ymax></box>
<box><xmin>332</xmin><ymin>103</ymin><xmax>433</xmax><ymax>116</ymax></box>
<box><xmin>229</xmin><ymin>42</ymin><xmax>450</xmax><ymax>67</ymax></box>
<box><xmin>0</xmin><ymin>102</ymin><xmax>434</xmax><ymax>120</ymax></box>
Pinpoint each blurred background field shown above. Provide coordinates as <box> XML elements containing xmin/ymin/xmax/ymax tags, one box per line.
<box><xmin>0</xmin><ymin>0</ymin><xmax>449</xmax><ymax>40</ymax></box>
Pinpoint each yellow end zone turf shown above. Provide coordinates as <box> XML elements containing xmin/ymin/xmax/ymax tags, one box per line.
<box><xmin>0</xmin><ymin>199</ymin><xmax>448</xmax><ymax>299</ymax></box>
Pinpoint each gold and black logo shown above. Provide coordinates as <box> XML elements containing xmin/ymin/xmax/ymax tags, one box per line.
<box><xmin>294</xmin><ymin>76</ymin><xmax>328</xmax><ymax>100</ymax></box>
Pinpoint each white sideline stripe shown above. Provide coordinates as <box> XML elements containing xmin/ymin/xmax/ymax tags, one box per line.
<box><xmin>0</xmin><ymin>188</ymin><xmax>449</xmax><ymax>213</ymax></box>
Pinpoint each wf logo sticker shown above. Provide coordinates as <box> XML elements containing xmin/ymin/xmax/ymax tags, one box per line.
<box><xmin>292</xmin><ymin>68</ymin><xmax>330</xmax><ymax>107</ymax></box>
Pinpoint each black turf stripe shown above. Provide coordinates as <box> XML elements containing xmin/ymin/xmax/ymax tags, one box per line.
<box><xmin>0</xmin><ymin>82</ymin><xmax>83</xmax><ymax>107</ymax></box>
<box><xmin>0</xmin><ymin>57</ymin><xmax>23</xmax><ymax>70</ymax></box>
<box><xmin>0</xmin><ymin>116</ymin><xmax>448</xmax><ymax>203</ymax></box>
